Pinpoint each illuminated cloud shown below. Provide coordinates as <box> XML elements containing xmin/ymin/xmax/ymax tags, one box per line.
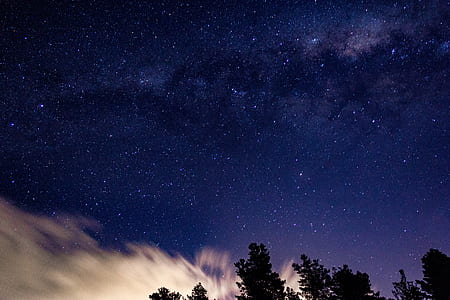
<box><xmin>0</xmin><ymin>199</ymin><xmax>238</xmax><ymax>299</ymax></box>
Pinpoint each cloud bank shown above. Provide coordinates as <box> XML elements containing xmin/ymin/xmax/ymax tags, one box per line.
<box><xmin>0</xmin><ymin>198</ymin><xmax>299</xmax><ymax>299</ymax></box>
<box><xmin>0</xmin><ymin>199</ymin><xmax>239</xmax><ymax>299</ymax></box>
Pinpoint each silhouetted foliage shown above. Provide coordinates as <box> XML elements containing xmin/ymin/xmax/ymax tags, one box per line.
<box><xmin>392</xmin><ymin>269</ymin><xmax>425</xmax><ymax>300</ymax></box>
<box><xmin>235</xmin><ymin>243</ymin><xmax>287</xmax><ymax>300</ymax></box>
<box><xmin>285</xmin><ymin>287</ymin><xmax>301</xmax><ymax>300</ymax></box>
<box><xmin>149</xmin><ymin>287</ymin><xmax>182</xmax><ymax>300</ymax></box>
<box><xmin>146</xmin><ymin>245</ymin><xmax>450</xmax><ymax>300</ymax></box>
<box><xmin>188</xmin><ymin>282</ymin><xmax>209</xmax><ymax>300</ymax></box>
<box><xmin>292</xmin><ymin>254</ymin><xmax>332</xmax><ymax>300</ymax></box>
<box><xmin>330</xmin><ymin>265</ymin><xmax>383</xmax><ymax>300</ymax></box>
<box><xmin>417</xmin><ymin>249</ymin><xmax>450</xmax><ymax>300</ymax></box>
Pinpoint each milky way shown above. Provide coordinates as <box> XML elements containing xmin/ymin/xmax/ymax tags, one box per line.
<box><xmin>1</xmin><ymin>0</ymin><xmax>449</xmax><ymax>297</ymax></box>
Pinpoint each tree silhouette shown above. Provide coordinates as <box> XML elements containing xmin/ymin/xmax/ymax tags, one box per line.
<box><xmin>149</xmin><ymin>287</ymin><xmax>182</xmax><ymax>300</ymax></box>
<box><xmin>235</xmin><ymin>243</ymin><xmax>287</xmax><ymax>300</ymax></box>
<box><xmin>330</xmin><ymin>265</ymin><xmax>383</xmax><ymax>300</ymax></box>
<box><xmin>188</xmin><ymin>282</ymin><xmax>209</xmax><ymax>300</ymax></box>
<box><xmin>145</xmin><ymin>245</ymin><xmax>449</xmax><ymax>300</ymax></box>
<box><xmin>417</xmin><ymin>249</ymin><xmax>450</xmax><ymax>300</ymax></box>
<box><xmin>292</xmin><ymin>254</ymin><xmax>332</xmax><ymax>300</ymax></box>
<box><xmin>392</xmin><ymin>269</ymin><xmax>425</xmax><ymax>300</ymax></box>
<box><xmin>285</xmin><ymin>287</ymin><xmax>301</xmax><ymax>300</ymax></box>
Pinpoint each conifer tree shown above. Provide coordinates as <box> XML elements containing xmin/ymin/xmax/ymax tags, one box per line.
<box><xmin>149</xmin><ymin>287</ymin><xmax>182</xmax><ymax>300</ymax></box>
<box><xmin>417</xmin><ymin>249</ymin><xmax>450</xmax><ymax>300</ymax></box>
<box><xmin>392</xmin><ymin>269</ymin><xmax>425</xmax><ymax>300</ymax></box>
<box><xmin>188</xmin><ymin>282</ymin><xmax>209</xmax><ymax>300</ymax></box>
<box><xmin>292</xmin><ymin>254</ymin><xmax>331</xmax><ymax>300</ymax></box>
<box><xmin>235</xmin><ymin>243</ymin><xmax>287</xmax><ymax>300</ymax></box>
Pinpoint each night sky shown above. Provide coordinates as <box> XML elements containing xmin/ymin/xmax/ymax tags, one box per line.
<box><xmin>1</xmin><ymin>0</ymin><xmax>449</xmax><ymax>297</ymax></box>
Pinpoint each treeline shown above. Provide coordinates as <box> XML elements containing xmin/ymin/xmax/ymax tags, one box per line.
<box><xmin>149</xmin><ymin>243</ymin><xmax>450</xmax><ymax>300</ymax></box>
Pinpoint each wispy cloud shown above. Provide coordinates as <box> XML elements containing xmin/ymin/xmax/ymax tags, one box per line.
<box><xmin>0</xmin><ymin>199</ymin><xmax>238</xmax><ymax>299</ymax></box>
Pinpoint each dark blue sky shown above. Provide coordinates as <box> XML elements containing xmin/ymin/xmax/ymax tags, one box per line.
<box><xmin>1</xmin><ymin>0</ymin><xmax>449</xmax><ymax>296</ymax></box>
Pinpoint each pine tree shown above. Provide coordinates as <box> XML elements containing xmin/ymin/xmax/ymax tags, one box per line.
<box><xmin>292</xmin><ymin>254</ymin><xmax>332</xmax><ymax>300</ymax></box>
<box><xmin>149</xmin><ymin>287</ymin><xmax>182</xmax><ymax>300</ymax></box>
<box><xmin>188</xmin><ymin>282</ymin><xmax>209</xmax><ymax>300</ymax></box>
<box><xmin>235</xmin><ymin>243</ymin><xmax>287</xmax><ymax>300</ymax></box>
<box><xmin>330</xmin><ymin>265</ymin><xmax>382</xmax><ymax>300</ymax></box>
<box><xmin>392</xmin><ymin>269</ymin><xmax>425</xmax><ymax>300</ymax></box>
<box><xmin>417</xmin><ymin>249</ymin><xmax>450</xmax><ymax>300</ymax></box>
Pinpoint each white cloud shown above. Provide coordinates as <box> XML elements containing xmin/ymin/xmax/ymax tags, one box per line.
<box><xmin>0</xmin><ymin>199</ymin><xmax>237</xmax><ymax>300</ymax></box>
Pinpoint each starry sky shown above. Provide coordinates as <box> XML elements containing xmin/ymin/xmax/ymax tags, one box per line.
<box><xmin>1</xmin><ymin>0</ymin><xmax>449</xmax><ymax>296</ymax></box>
